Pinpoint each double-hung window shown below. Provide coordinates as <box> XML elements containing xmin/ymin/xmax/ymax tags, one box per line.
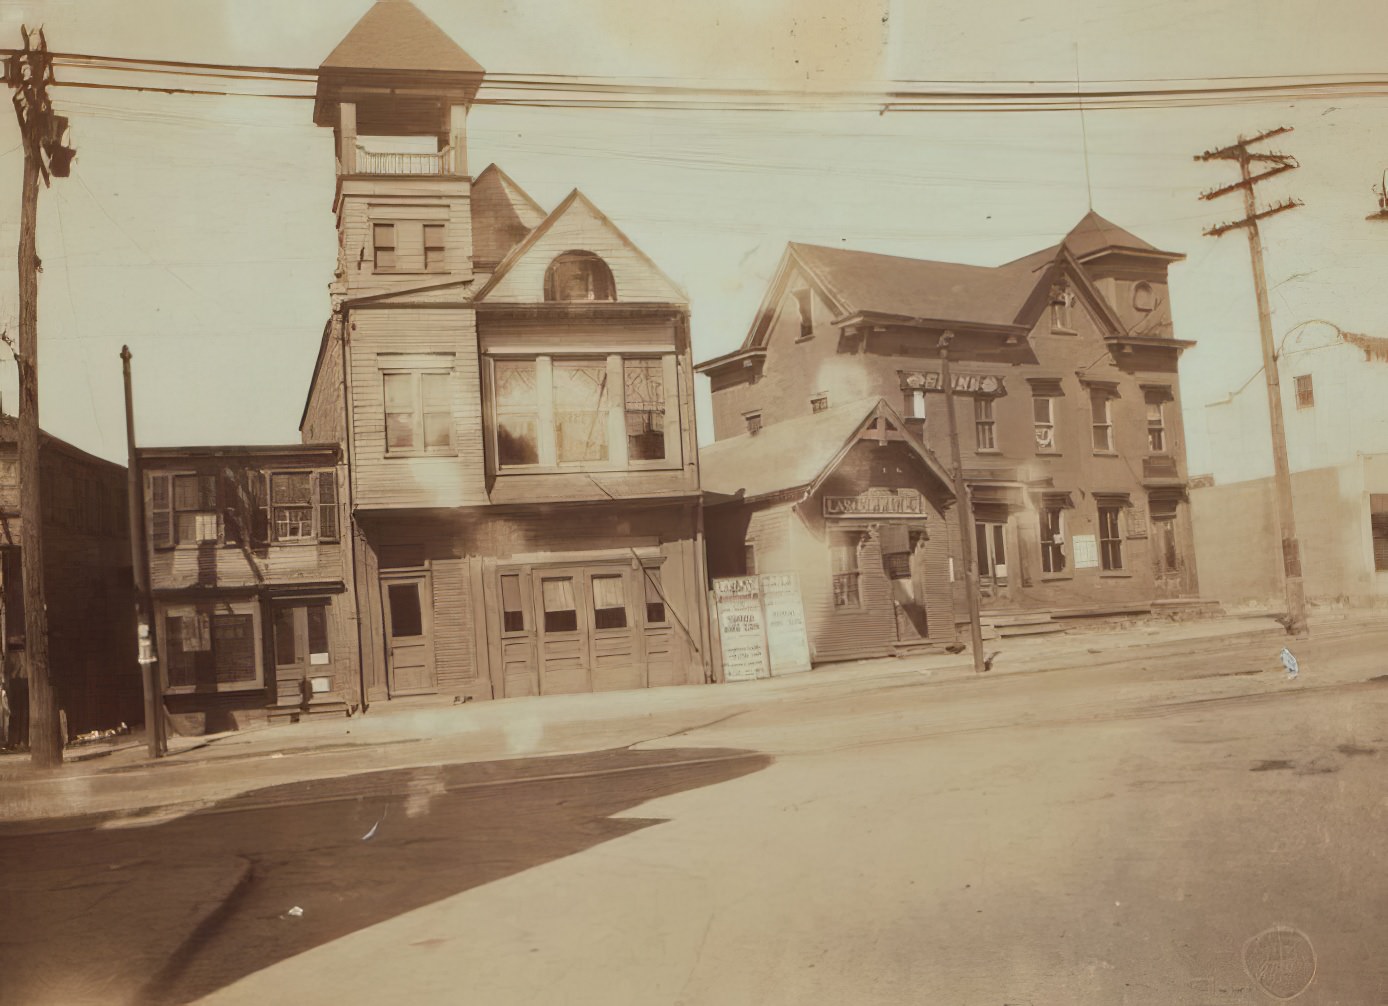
<box><xmin>974</xmin><ymin>397</ymin><xmax>997</xmax><ymax>451</ymax></box>
<box><xmin>1033</xmin><ymin>396</ymin><xmax>1056</xmax><ymax>451</ymax></box>
<box><xmin>373</xmin><ymin>219</ymin><xmax>447</xmax><ymax>274</ymax></box>
<box><xmin>384</xmin><ymin>370</ymin><xmax>453</xmax><ymax>455</ymax></box>
<box><xmin>1040</xmin><ymin>506</ymin><xmax>1066</xmax><ymax>573</ymax></box>
<box><xmin>1091</xmin><ymin>389</ymin><xmax>1114</xmax><ymax>453</ymax></box>
<box><xmin>270</xmin><ymin>473</ymin><xmax>314</xmax><ymax>541</ymax></box>
<box><xmin>1099</xmin><ymin>506</ymin><xmax>1124</xmax><ymax>570</ymax></box>
<box><xmin>172</xmin><ymin>473</ymin><xmax>218</xmax><ymax>544</ymax></box>
<box><xmin>1147</xmin><ymin>401</ymin><xmax>1167</xmax><ymax>454</ymax></box>
<box><xmin>491</xmin><ymin>354</ymin><xmax>677</xmax><ymax>471</ymax></box>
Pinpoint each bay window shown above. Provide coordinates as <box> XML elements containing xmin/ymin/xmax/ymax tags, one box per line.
<box><xmin>384</xmin><ymin>369</ymin><xmax>453</xmax><ymax>455</ymax></box>
<box><xmin>490</xmin><ymin>353</ymin><xmax>678</xmax><ymax>471</ymax></box>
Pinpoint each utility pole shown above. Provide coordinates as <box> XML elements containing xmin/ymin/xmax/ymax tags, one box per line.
<box><xmin>939</xmin><ymin>331</ymin><xmax>986</xmax><ymax>673</ymax></box>
<box><xmin>1196</xmin><ymin>126</ymin><xmax>1307</xmax><ymax>637</ymax></box>
<box><xmin>6</xmin><ymin>27</ymin><xmax>76</xmax><ymax>767</ymax></box>
<box><xmin>121</xmin><ymin>347</ymin><xmax>164</xmax><ymax>758</ymax></box>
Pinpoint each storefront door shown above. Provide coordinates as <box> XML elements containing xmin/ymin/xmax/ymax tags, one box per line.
<box><xmin>381</xmin><ymin>572</ymin><xmax>436</xmax><ymax>695</ymax></box>
<box><xmin>975</xmin><ymin>521</ymin><xmax>1008</xmax><ymax>598</ymax></box>
<box><xmin>271</xmin><ymin>601</ymin><xmax>330</xmax><ymax>706</ymax></box>
<box><xmin>1152</xmin><ymin>517</ymin><xmax>1182</xmax><ymax>597</ymax></box>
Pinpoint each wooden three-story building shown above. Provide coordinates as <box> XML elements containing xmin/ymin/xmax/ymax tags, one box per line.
<box><xmin>299</xmin><ymin>1</ymin><xmax>710</xmax><ymax>705</ymax></box>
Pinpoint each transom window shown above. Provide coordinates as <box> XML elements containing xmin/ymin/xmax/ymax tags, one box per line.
<box><xmin>974</xmin><ymin>397</ymin><xmax>997</xmax><ymax>451</ymax></box>
<box><xmin>384</xmin><ymin>370</ymin><xmax>453</xmax><ymax>455</ymax></box>
<box><xmin>1090</xmin><ymin>389</ymin><xmax>1114</xmax><ymax>453</ymax></box>
<box><xmin>492</xmin><ymin>355</ymin><xmax>675</xmax><ymax>470</ymax></box>
<box><xmin>591</xmin><ymin>574</ymin><xmax>628</xmax><ymax>630</ymax></box>
<box><xmin>544</xmin><ymin>251</ymin><xmax>616</xmax><ymax>302</ymax></box>
<box><xmin>1033</xmin><ymin>397</ymin><xmax>1056</xmax><ymax>451</ymax></box>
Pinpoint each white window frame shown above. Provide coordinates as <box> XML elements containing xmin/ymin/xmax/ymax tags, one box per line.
<box><xmin>486</xmin><ymin>352</ymin><xmax>681</xmax><ymax>474</ymax></box>
<box><xmin>381</xmin><ymin>364</ymin><xmax>455</xmax><ymax>458</ymax></box>
<box><xmin>1146</xmin><ymin>400</ymin><xmax>1167</xmax><ymax>454</ymax></box>
<box><xmin>1090</xmin><ymin>389</ymin><xmax>1115</xmax><ymax>453</ymax></box>
<box><xmin>1033</xmin><ymin>396</ymin><xmax>1057</xmax><ymax>452</ymax></box>
<box><xmin>974</xmin><ymin>397</ymin><xmax>997</xmax><ymax>452</ymax></box>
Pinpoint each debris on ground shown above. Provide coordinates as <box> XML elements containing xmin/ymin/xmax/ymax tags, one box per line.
<box><xmin>1281</xmin><ymin>647</ymin><xmax>1300</xmax><ymax>679</ymax></box>
<box><xmin>285</xmin><ymin>906</ymin><xmax>304</xmax><ymax>918</ymax></box>
<box><xmin>68</xmin><ymin>723</ymin><xmax>132</xmax><ymax>747</ymax></box>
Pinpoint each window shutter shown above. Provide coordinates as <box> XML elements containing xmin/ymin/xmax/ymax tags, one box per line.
<box><xmin>149</xmin><ymin>473</ymin><xmax>173</xmax><ymax>549</ymax></box>
<box><xmin>250</xmin><ymin>471</ymin><xmax>270</xmax><ymax>546</ymax></box>
<box><xmin>219</xmin><ymin>469</ymin><xmax>242</xmax><ymax>545</ymax></box>
<box><xmin>316</xmin><ymin>470</ymin><xmax>339</xmax><ymax>542</ymax></box>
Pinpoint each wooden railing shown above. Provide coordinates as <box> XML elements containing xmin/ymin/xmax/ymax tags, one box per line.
<box><xmin>352</xmin><ymin>145</ymin><xmax>456</xmax><ymax>176</ymax></box>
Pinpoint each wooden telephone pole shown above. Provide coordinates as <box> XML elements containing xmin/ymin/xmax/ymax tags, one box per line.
<box><xmin>939</xmin><ymin>331</ymin><xmax>986</xmax><ymax>673</ymax></box>
<box><xmin>1196</xmin><ymin>127</ymin><xmax>1308</xmax><ymax>637</ymax></box>
<box><xmin>6</xmin><ymin>27</ymin><xmax>76</xmax><ymax>766</ymax></box>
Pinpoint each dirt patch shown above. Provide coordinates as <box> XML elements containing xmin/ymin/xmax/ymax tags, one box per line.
<box><xmin>1250</xmin><ymin>759</ymin><xmax>1294</xmax><ymax>772</ymax></box>
<box><xmin>1337</xmin><ymin>743</ymin><xmax>1377</xmax><ymax>757</ymax></box>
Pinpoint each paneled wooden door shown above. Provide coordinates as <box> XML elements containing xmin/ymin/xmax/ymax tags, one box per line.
<box><xmin>587</xmin><ymin>568</ymin><xmax>643</xmax><ymax>692</ymax></box>
<box><xmin>381</xmin><ymin>571</ymin><xmax>437</xmax><ymax>696</ymax></box>
<box><xmin>534</xmin><ymin>568</ymin><xmax>590</xmax><ymax>695</ymax></box>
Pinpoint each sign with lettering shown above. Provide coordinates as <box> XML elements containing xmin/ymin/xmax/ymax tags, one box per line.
<box><xmin>1072</xmin><ymin>534</ymin><xmax>1099</xmax><ymax>569</ymax></box>
<box><xmin>759</xmin><ymin>573</ymin><xmax>812</xmax><ymax>675</ymax></box>
<box><xmin>713</xmin><ymin>576</ymin><xmax>769</xmax><ymax>682</ymax></box>
<box><xmin>824</xmin><ymin>490</ymin><xmax>925</xmax><ymax>518</ymax></box>
<box><xmin>901</xmin><ymin>370</ymin><xmax>1006</xmax><ymax>396</ymax></box>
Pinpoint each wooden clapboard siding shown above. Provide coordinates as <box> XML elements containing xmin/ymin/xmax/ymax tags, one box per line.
<box><xmin>349</xmin><ymin>306</ymin><xmax>488</xmax><ymax>509</ymax></box>
<box><xmin>335</xmin><ymin>178</ymin><xmax>473</xmax><ymax>300</ymax></box>
<box><xmin>482</xmin><ymin>193</ymin><xmax>685</xmax><ymax>305</ymax></box>
<box><xmin>919</xmin><ymin>496</ymin><xmax>958</xmax><ymax>643</ymax></box>
<box><xmin>148</xmin><ymin>541</ymin><xmax>343</xmax><ymax>592</ymax></box>
<box><xmin>302</xmin><ymin>323</ymin><xmax>346</xmax><ymax>446</ymax></box>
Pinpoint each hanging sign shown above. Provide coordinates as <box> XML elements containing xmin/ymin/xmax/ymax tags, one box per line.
<box><xmin>713</xmin><ymin>577</ymin><xmax>769</xmax><ymax>682</ymax></box>
<box><xmin>759</xmin><ymin>573</ymin><xmax>812</xmax><ymax>675</ymax></box>
<box><xmin>901</xmin><ymin>370</ymin><xmax>1006</xmax><ymax>396</ymax></box>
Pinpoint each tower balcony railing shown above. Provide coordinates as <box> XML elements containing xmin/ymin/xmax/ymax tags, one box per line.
<box><xmin>349</xmin><ymin>144</ymin><xmax>460</xmax><ymax>176</ymax></box>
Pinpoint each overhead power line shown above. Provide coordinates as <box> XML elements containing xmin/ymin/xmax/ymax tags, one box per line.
<box><xmin>5</xmin><ymin>47</ymin><xmax>1388</xmax><ymax>113</ymax></box>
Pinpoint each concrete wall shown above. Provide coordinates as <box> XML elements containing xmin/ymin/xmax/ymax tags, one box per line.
<box><xmin>1191</xmin><ymin>455</ymin><xmax>1388</xmax><ymax>607</ymax></box>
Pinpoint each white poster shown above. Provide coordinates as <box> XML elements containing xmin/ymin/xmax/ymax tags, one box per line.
<box><xmin>713</xmin><ymin>576</ymin><xmax>769</xmax><ymax>682</ymax></box>
<box><xmin>1072</xmin><ymin>534</ymin><xmax>1099</xmax><ymax>569</ymax></box>
<box><xmin>759</xmin><ymin>572</ymin><xmax>812</xmax><ymax>675</ymax></box>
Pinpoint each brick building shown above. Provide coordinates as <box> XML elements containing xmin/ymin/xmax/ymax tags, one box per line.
<box><xmin>698</xmin><ymin>214</ymin><xmax>1201</xmax><ymax>655</ymax></box>
<box><xmin>299</xmin><ymin>1</ymin><xmax>710</xmax><ymax>703</ymax></box>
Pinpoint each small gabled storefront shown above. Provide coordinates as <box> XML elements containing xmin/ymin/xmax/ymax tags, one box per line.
<box><xmin>701</xmin><ymin>398</ymin><xmax>959</xmax><ymax>665</ymax></box>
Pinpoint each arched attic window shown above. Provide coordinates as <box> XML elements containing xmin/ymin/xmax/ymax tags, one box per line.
<box><xmin>544</xmin><ymin>251</ymin><xmax>616</xmax><ymax>302</ymax></box>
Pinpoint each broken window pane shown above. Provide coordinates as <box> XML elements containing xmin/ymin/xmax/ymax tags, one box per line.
<box><xmin>553</xmin><ymin>360</ymin><xmax>610</xmax><ymax>463</ymax></box>
<box><xmin>624</xmin><ymin>358</ymin><xmax>666</xmax><ymax>461</ymax></box>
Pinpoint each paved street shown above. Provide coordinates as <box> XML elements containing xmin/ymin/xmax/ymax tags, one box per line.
<box><xmin>3</xmin><ymin>616</ymin><xmax>1388</xmax><ymax>1004</ymax></box>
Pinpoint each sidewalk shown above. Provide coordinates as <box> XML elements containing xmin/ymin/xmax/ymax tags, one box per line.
<box><xmin>0</xmin><ymin>609</ymin><xmax>1376</xmax><ymax>829</ymax></box>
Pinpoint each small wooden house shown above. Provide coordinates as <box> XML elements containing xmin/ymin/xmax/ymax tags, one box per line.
<box><xmin>137</xmin><ymin>445</ymin><xmax>354</xmax><ymax>733</ymax></box>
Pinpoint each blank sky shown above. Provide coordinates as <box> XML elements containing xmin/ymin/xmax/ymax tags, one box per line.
<box><xmin>0</xmin><ymin>0</ymin><xmax>1385</xmax><ymax>479</ymax></box>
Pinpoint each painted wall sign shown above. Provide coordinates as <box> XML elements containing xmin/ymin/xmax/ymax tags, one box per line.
<box><xmin>1072</xmin><ymin>534</ymin><xmax>1099</xmax><ymax>569</ymax></box>
<box><xmin>824</xmin><ymin>490</ymin><xmax>925</xmax><ymax>518</ymax></box>
<box><xmin>712</xmin><ymin>576</ymin><xmax>769</xmax><ymax>682</ymax></box>
<box><xmin>759</xmin><ymin>573</ymin><xmax>812</xmax><ymax>675</ymax></box>
<box><xmin>902</xmin><ymin>370</ymin><xmax>1007</xmax><ymax>396</ymax></box>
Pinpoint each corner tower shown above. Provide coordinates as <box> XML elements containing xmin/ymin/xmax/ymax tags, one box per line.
<box><xmin>313</xmin><ymin>0</ymin><xmax>485</xmax><ymax>300</ymax></box>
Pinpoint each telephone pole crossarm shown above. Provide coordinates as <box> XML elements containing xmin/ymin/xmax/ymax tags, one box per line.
<box><xmin>1203</xmin><ymin>198</ymin><xmax>1304</xmax><ymax>237</ymax></box>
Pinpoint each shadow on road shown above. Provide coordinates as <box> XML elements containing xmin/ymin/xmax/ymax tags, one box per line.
<box><xmin>0</xmin><ymin>745</ymin><xmax>770</xmax><ymax>1006</ymax></box>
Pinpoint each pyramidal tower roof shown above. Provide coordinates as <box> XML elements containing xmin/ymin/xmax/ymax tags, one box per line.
<box><xmin>1061</xmin><ymin>210</ymin><xmax>1181</xmax><ymax>261</ymax></box>
<box><xmin>320</xmin><ymin>0</ymin><xmax>484</xmax><ymax>75</ymax></box>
